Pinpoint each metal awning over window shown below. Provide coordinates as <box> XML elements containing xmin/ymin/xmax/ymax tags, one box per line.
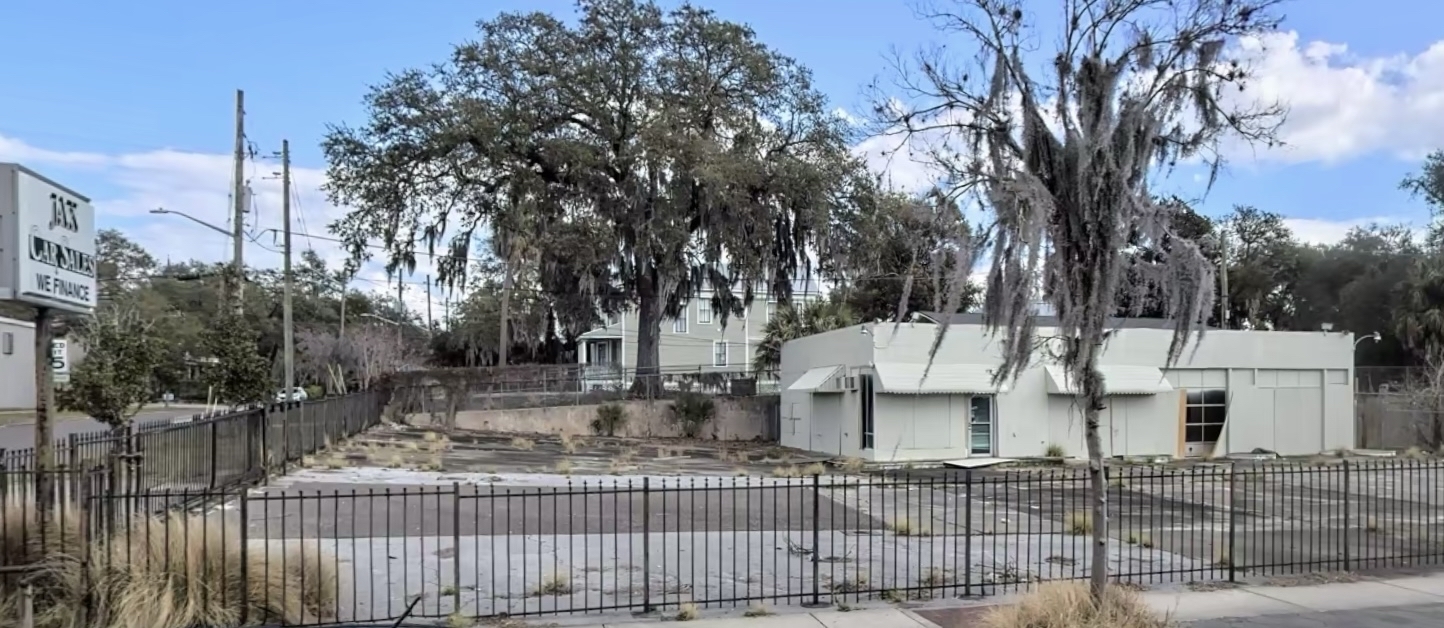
<box><xmin>1044</xmin><ymin>365</ymin><xmax>1174</xmax><ymax>396</ymax></box>
<box><xmin>873</xmin><ymin>362</ymin><xmax>1009</xmax><ymax>394</ymax></box>
<box><xmin>788</xmin><ymin>365</ymin><xmax>843</xmax><ymax>393</ymax></box>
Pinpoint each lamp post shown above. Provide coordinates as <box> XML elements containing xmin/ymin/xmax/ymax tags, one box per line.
<box><xmin>150</xmin><ymin>207</ymin><xmax>244</xmax><ymax>313</ymax></box>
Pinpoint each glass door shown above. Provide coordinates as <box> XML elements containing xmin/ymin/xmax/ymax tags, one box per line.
<box><xmin>969</xmin><ymin>395</ymin><xmax>994</xmax><ymax>456</ymax></box>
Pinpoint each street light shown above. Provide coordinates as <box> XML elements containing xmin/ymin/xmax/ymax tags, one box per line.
<box><xmin>360</xmin><ymin>313</ymin><xmax>400</xmax><ymax>326</ymax></box>
<box><xmin>1355</xmin><ymin>331</ymin><xmax>1382</xmax><ymax>349</ymax></box>
<box><xmin>149</xmin><ymin>207</ymin><xmax>233</xmax><ymax>238</ymax></box>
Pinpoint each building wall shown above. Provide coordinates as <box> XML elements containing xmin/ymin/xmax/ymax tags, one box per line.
<box><xmin>785</xmin><ymin>323</ymin><xmax>1355</xmax><ymax>461</ymax></box>
<box><xmin>0</xmin><ymin>316</ymin><xmax>83</xmax><ymax>411</ymax></box>
<box><xmin>777</xmin><ymin>326</ymin><xmax>873</xmax><ymax>455</ymax></box>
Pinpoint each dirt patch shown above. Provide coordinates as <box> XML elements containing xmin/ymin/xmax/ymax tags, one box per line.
<box><xmin>914</xmin><ymin>605</ymin><xmax>995</xmax><ymax>628</ymax></box>
<box><xmin>1262</xmin><ymin>572</ymin><xmax>1364</xmax><ymax>587</ymax></box>
<box><xmin>1185</xmin><ymin>580</ymin><xmax>1241</xmax><ymax>592</ymax></box>
<box><xmin>317</xmin><ymin>426</ymin><xmax>833</xmax><ymax>477</ymax></box>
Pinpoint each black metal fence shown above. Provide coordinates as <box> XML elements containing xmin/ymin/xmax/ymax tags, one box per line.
<box><xmin>0</xmin><ymin>390</ymin><xmax>386</xmax><ymax>496</ymax></box>
<box><xmin>7</xmin><ymin>459</ymin><xmax>1443</xmax><ymax>626</ymax></box>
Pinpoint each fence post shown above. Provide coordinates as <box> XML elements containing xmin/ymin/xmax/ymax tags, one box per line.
<box><xmin>1</xmin><ymin>448</ymin><xmax>9</xmax><ymax>506</ymax></box>
<box><xmin>963</xmin><ymin>468</ymin><xmax>974</xmax><ymax>596</ymax></box>
<box><xmin>1342</xmin><ymin>460</ymin><xmax>1351</xmax><ymax>572</ymax></box>
<box><xmin>208</xmin><ymin>420</ymin><xmax>220</xmax><ymax>489</ymax></box>
<box><xmin>452</xmin><ymin>482</ymin><xmax>463</xmax><ymax>612</ymax></box>
<box><xmin>1227</xmin><ymin>464</ymin><xmax>1238</xmax><ymax>582</ymax></box>
<box><xmin>810</xmin><ymin>473</ymin><xmax>822</xmax><ymax>606</ymax></box>
<box><xmin>78</xmin><ymin>468</ymin><xmax>93</xmax><ymax>625</ymax></box>
<box><xmin>239</xmin><ymin>491</ymin><xmax>250</xmax><ymax>625</ymax></box>
<box><xmin>66</xmin><ymin>434</ymin><xmax>79</xmax><ymax>472</ymax></box>
<box><xmin>642</xmin><ymin>477</ymin><xmax>652</xmax><ymax>613</ymax></box>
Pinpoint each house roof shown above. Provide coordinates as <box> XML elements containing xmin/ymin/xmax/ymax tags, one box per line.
<box><xmin>914</xmin><ymin>311</ymin><xmax>1212</xmax><ymax>330</ymax></box>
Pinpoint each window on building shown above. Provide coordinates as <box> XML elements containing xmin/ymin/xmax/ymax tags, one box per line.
<box><xmin>969</xmin><ymin>395</ymin><xmax>994</xmax><ymax>455</ymax></box>
<box><xmin>860</xmin><ymin>374</ymin><xmax>875</xmax><ymax>449</ymax></box>
<box><xmin>604</xmin><ymin>312</ymin><xmax>618</xmax><ymax>327</ymax></box>
<box><xmin>1</xmin><ymin>332</ymin><xmax>11</xmax><ymax>355</ymax></box>
<box><xmin>712</xmin><ymin>341</ymin><xmax>728</xmax><ymax>367</ymax></box>
<box><xmin>673</xmin><ymin>316</ymin><xmax>688</xmax><ymax>333</ymax></box>
<box><xmin>698</xmin><ymin>299</ymin><xmax>713</xmax><ymax>324</ymax></box>
<box><xmin>1185</xmin><ymin>389</ymin><xmax>1228</xmax><ymax>443</ymax></box>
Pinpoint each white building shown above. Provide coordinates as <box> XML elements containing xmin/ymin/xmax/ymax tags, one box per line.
<box><xmin>0</xmin><ymin>316</ymin><xmax>82</xmax><ymax>410</ymax></box>
<box><xmin>779</xmin><ymin>313</ymin><xmax>1355</xmax><ymax>462</ymax></box>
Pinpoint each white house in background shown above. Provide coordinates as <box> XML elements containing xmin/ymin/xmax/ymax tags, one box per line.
<box><xmin>779</xmin><ymin>312</ymin><xmax>1355</xmax><ymax>462</ymax></box>
<box><xmin>577</xmin><ymin>278</ymin><xmax>825</xmax><ymax>391</ymax></box>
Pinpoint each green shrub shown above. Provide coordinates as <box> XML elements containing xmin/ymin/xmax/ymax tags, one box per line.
<box><xmin>668</xmin><ymin>392</ymin><xmax>716</xmax><ymax>438</ymax></box>
<box><xmin>304</xmin><ymin>385</ymin><xmax>325</xmax><ymax>400</ymax></box>
<box><xmin>591</xmin><ymin>403</ymin><xmax>628</xmax><ymax>436</ymax></box>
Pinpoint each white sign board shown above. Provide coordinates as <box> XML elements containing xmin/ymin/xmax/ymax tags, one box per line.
<box><xmin>0</xmin><ymin>164</ymin><xmax>97</xmax><ymax>313</ymax></box>
<box><xmin>51</xmin><ymin>338</ymin><xmax>69</xmax><ymax>384</ymax></box>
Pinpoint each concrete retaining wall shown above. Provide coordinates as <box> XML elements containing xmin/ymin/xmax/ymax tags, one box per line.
<box><xmin>406</xmin><ymin>396</ymin><xmax>780</xmax><ymax>441</ymax></box>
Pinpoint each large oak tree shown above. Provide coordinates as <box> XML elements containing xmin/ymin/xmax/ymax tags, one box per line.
<box><xmin>321</xmin><ymin>0</ymin><xmax>870</xmax><ymax>392</ymax></box>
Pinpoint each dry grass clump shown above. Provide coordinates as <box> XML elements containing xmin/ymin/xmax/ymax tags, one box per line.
<box><xmin>980</xmin><ymin>582</ymin><xmax>1173</xmax><ymax>628</ymax></box>
<box><xmin>772</xmin><ymin>463</ymin><xmax>827</xmax><ymax>478</ymax></box>
<box><xmin>0</xmin><ymin>498</ymin><xmax>338</xmax><ymax>628</ymax></box>
<box><xmin>554</xmin><ymin>459</ymin><xmax>575</xmax><ymax>476</ymax></box>
<box><xmin>1066</xmin><ymin>511</ymin><xmax>1093</xmax><ymax>535</ymax></box>
<box><xmin>836</xmin><ymin>457</ymin><xmax>866</xmax><ymax>474</ymax></box>
<box><xmin>532</xmin><ymin>573</ymin><xmax>572</xmax><ymax>596</ymax></box>
<box><xmin>559</xmin><ymin>434</ymin><xmax>580</xmax><ymax>454</ymax></box>
<box><xmin>887</xmin><ymin>518</ymin><xmax>935</xmax><ymax>537</ymax></box>
<box><xmin>510</xmin><ymin>437</ymin><xmax>536</xmax><ymax>451</ymax></box>
<box><xmin>743</xmin><ymin>603</ymin><xmax>772</xmax><ymax>617</ymax></box>
<box><xmin>674</xmin><ymin>602</ymin><xmax>700</xmax><ymax>621</ymax></box>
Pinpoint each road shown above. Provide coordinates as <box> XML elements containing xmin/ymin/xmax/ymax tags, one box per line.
<box><xmin>0</xmin><ymin>407</ymin><xmax>213</xmax><ymax>451</ymax></box>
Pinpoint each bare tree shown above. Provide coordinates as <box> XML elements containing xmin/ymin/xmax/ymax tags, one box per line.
<box><xmin>349</xmin><ymin>324</ymin><xmax>424</xmax><ymax>390</ymax></box>
<box><xmin>297</xmin><ymin>327</ymin><xmax>349</xmax><ymax>395</ymax></box>
<box><xmin>1402</xmin><ymin>348</ymin><xmax>1444</xmax><ymax>450</ymax></box>
<box><xmin>872</xmin><ymin>0</ymin><xmax>1285</xmax><ymax>599</ymax></box>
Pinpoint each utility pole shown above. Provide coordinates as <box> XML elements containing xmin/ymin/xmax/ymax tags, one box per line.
<box><xmin>231</xmin><ymin>89</ymin><xmax>247</xmax><ymax>315</ymax></box>
<box><xmin>32</xmin><ymin>307</ymin><xmax>55</xmax><ymax>512</ymax></box>
<box><xmin>425</xmin><ymin>275</ymin><xmax>434</xmax><ymax>336</ymax></box>
<box><xmin>396</xmin><ymin>280</ymin><xmax>405</xmax><ymax>345</ymax></box>
<box><xmin>281</xmin><ymin>139</ymin><xmax>295</xmax><ymax>396</ymax></box>
<box><xmin>1219</xmin><ymin>229</ymin><xmax>1230</xmax><ymax>330</ymax></box>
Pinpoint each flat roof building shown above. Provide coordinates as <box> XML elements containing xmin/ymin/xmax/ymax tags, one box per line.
<box><xmin>780</xmin><ymin>315</ymin><xmax>1355</xmax><ymax>461</ymax></box>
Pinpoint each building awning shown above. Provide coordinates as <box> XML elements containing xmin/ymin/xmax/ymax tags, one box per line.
<box><xmin>788</xmin><ymin>366</ymin><xmax>843</xmax><ymax>393</ymax></box>
<box><xmin>1044</xmin><ymin>365</ymin><xmax>1174</xmax><ymax>396</ymax></box>
<box><xmin>873</xmin><ymin>362</ymin><xmax>1009</xmax><ymax>394</ymax></box>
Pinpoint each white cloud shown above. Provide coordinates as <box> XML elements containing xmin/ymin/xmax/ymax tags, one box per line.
<box><xmin>857</xmin><ymin>31</ymin><xmax>1444</xmax><ymax>183</ymax></box>
<box><xmin>1230</xmin><ymin>32</ymin><xmax>1444</xmax><ymax>164</ymax></box>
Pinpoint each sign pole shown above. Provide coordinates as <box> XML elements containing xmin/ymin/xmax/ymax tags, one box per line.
<box><xmin>33</xmin><ymin>306</ymin><xmax>55</xmax><ymax>512</ymax></box>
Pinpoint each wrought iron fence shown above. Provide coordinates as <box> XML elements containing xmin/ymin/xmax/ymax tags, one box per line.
<box><xmin>0</xmin><ymin>390</ymin><xmax>387</xmax><ymax>500</ymax></box>
<box><xmin>6</xmin><ymin>459</ymin><xmax>1444</xmax><ymax>626</ymax></box>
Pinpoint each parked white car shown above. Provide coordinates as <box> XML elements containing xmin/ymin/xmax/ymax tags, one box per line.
<box><xmin>274</xmin><ymin>387</ymin><xmax>308</xmax><ymax>403</ymax></box>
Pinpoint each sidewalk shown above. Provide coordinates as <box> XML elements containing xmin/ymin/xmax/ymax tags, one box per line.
<box><xmin>562</xmin><ymin>572</ymin><xmax>1444</xmax><ymax>628</ymax></box>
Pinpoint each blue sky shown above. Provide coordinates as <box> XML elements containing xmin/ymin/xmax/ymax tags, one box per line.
<box><xmin>1</xmin><ymin>0</ymin><xmax>1442</xmax><ymax>312</ymax></box>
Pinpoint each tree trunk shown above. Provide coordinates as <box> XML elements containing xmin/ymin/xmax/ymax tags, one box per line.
<box><xmin>631</xmin><ymin>282</ymin><xmax>665</xmax><ymax>397</ymax></box>
<box><xmin>1080</xmin><ymin>364</ymin><xmax>1110</xmax><ymax>601</ymax></box>
<box><xmin>499</xmin><ymin>259</ymin><xmax>513</xmax><ymax>367</ymax></box>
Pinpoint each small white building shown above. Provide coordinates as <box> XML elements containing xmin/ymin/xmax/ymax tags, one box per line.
<box><xmin>0</xmin><ymin>316</ymin><xmax>85</xmax><ymax>411</ymax></box>
<box><xmin>779</xmin><ymin>314</ymin><xmax>1355</xmax><ymax>462</ymax></box>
